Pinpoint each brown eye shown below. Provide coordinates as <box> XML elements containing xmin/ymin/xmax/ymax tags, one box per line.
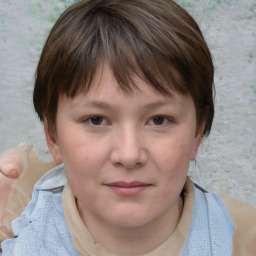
<box><xmin>89</xmin><ymin>116</ymin><xmax>104</xmax><ymax>125</ymax></box>
<box><xmin>152</xmin><ymin>116</ymin><xmax>167</xmax><ymax>125</ymax></box>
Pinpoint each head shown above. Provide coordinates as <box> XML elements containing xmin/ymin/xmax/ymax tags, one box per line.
<box><xmin>33</xmin><ymin>1</ymin><xmax>215</xmax><ymax>250</ymax></box>
<box><xmin>33</xmin><ymin>0</ymin><xmax>214</xmax><ymax>138</ymax></box>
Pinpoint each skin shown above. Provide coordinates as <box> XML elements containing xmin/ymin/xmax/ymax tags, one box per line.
<box><xmin>45</xmin><ymin>63</ymin><xmax>204</xmax><ymax>255</ymax></box>
<box><xmin>0</xmin><ymin>145</ymin><xmax>28</xmax><ymax>229</ymax></box>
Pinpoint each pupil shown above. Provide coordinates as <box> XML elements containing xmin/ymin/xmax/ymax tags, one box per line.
<box><xmin>153</xmin><ymin>116</ymin><xmax>164</xmax><ymax>125</ymax></box>
<box><xmin>91</xmin><ymin>116</ymin><xmax>102</xmax><ymax>125</ymax></box>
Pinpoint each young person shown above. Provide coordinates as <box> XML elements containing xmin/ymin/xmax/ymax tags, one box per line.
<box><xmin>0</xmin><ymin>0</ymin><xmax>255</xmax><ymax>255</ymax></box>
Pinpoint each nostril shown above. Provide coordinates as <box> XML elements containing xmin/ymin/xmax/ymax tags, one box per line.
<box><xmin>112</xmin><ymin>154</ymin><xmax>146</xmax><ymax>170</ymax></box>
<box><xmin>110</xmin><ymin>136</ymin><xmax>147</xmax><ymax>169</ymax></box>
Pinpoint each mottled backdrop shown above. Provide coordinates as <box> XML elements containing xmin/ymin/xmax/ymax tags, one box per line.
<box><xmin>0</xmin><ymin>0</ymin><xmax>255</xmax><ymax>204</ymax></box>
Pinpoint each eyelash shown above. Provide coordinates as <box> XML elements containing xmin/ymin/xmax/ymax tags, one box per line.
<box><xmin>147</xmin><ymin>116</ymin><xmax>173</xmax><ymax>126</ymax></box>
<box><xmin>83</xmin><ymin>116</ymin><xmax>109</xmax><ymax>126</ymax></box>
<box><xmin>82</xmin><ymin>115</ymin><xmax>174</xmax><ymax>127</ymax></box>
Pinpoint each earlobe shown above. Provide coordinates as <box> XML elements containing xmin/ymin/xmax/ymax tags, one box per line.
<box><xmin>44</xmin><ymin>121</ymin><xmax>63</xmax><ymax>164</ymax></box>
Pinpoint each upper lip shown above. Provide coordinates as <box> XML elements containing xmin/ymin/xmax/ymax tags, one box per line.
<box><xmin>105</xmin><ymin>181</ymin><xmax>151</xmax><ymax>187</ymax></box>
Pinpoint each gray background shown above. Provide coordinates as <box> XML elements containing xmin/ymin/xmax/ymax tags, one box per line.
<box><xmin>0</xmin><ymin>0</ymin><xmax>255</xmax><ymax>204</ymax></box>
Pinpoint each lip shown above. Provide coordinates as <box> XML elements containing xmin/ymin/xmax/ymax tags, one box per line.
<box><xmin>105</xmin><ymin>181</ymin><xmax>152</xmax><ymax>196</ymax></box>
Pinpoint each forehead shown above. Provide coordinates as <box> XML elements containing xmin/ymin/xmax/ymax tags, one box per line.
<box><xmin>78</xmin><ymin>62</ymin><xmax>179</xmax><ymax>99</ymax></box>
<box><xmin>62</xmin><ymin>63</ymin><xmax>195</xmax><ymax>113</ymax></box>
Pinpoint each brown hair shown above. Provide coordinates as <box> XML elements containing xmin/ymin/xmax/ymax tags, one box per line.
<box><xmin>33</xmin><ymin>0</ymin><xmax>214</xmax><ymax>136</ymax></box>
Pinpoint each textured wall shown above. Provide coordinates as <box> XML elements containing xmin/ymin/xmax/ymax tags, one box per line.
<box><xmin>0</xmin><ymin>0</ymin><xmax>255</xmax><ymax>204</ymax></box>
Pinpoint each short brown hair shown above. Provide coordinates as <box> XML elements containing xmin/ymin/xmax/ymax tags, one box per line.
<box><xmin>33</xmin><ymin>0</ymin><xmax>214</xmax><ymax>136</ymax></box>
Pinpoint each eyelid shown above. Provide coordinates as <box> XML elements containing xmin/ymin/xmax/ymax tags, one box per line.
<box><xmin>82</xmin><ymin>115</ymin><xmax>110</xmax><ymax>126</ymax></box>
<box><xmin>147</xmin><ymin>115</ymin><xmax>175</xmax><ymax>126</ymax></box>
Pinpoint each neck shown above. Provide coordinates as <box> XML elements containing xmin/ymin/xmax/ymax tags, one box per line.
<box><xmin>77</xmin><ymin>196</ymin><xmax>183</xmax><ymax>256</ymax></box>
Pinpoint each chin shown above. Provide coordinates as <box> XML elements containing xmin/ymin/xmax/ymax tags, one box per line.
<box><xmin>105</xmin><ymin>209</ymin><xmax>152</xmax><ymax>228</ymax></box>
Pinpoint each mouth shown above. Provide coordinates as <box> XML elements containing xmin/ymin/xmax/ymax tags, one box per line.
<box><xmin>105</xmin><ymin>181</ymin><xmax>152</xmax><ymax>196</ymax></box>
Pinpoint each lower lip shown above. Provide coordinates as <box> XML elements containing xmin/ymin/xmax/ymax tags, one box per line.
<box><xmin>106</xmin><ymin>185</ymin><xmax>150</xmax><ymax>196</ymax></box>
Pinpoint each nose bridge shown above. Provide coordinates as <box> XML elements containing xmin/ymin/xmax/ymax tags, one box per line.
<box><xmin>111</xmin><ymin>123</ymin><xmax>146</xmax><ymax>169</ymax></box>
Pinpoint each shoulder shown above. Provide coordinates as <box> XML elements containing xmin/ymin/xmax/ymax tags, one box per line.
<box><xmin>218</xmin><ymin>193</ymin><xmax>256</xmax><ymax>256</ymax></box>
<box><xmin>181</xmin><ymin>180</ymin><xmax>235</xmax><ymax>255</ymax></box>
<box><xmin>1</xmin><ymin>165</ymin><xmax>74</xmax><ymax>255</ymax></box>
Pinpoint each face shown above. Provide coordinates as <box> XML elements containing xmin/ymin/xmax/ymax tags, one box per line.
<box><xmin>45</xmin><ymin>63</ymin><xmax>203</xmax><ymax>233</ymax></box>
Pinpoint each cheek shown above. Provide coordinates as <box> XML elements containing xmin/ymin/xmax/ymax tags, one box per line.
<box><xmin>61</xmin><ymin>137</ymin><xmax>109</xmax><ymax>182</ymax></box>
<box><xmin>153</xmin><ymin>136</ymin><xmax>195</xmax><ymax>171</ymax></box>
<box><xmin>63</xmin><ymin>146</ymin><xmax>100</xmax><ymax>202</ymax></box>
<box><xmin>64</xmin><ymin>149</ymin><xmax>98</xmax><ymax>176</ymax></box>
<box><xmin>58</xmin><ymin>129</ymin><xmax>100</xmax><ymax>163</ymax></box>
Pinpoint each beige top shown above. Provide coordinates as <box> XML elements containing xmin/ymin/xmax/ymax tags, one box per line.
<box><xmin>219</xmin><ymin>193</ymin><xmax>256</xmax><ymax>256</ymax></box>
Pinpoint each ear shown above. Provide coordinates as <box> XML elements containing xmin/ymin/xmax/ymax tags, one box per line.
<box><xmin>44</xmin><ymin>120</ymin><xmax>63</xmax><ymax>164</ymax></box>
<box><xmin>191</xmin><ymin>123</ymin><xmax>205</xmax><ymax>159</ymax></box>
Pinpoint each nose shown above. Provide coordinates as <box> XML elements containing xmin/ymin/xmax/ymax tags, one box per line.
<box><xmin>110</xmin><ymin>126</ymin><xmax>147</xmax><ymax>169</ymax></box>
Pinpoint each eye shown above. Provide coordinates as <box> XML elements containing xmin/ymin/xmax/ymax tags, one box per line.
<box><xmin>85</xmin><ymin>116</ymin><xmax>108</xmax><ymax>126</ymax></box>
<box><xmin>148</xmin><ymin>116</ymin><xmax>170</xmax><ymax>126</ymax></box>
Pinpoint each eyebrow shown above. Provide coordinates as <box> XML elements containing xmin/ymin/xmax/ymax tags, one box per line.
<box><xmin>70</xmin><ymin>99</ymin><xmax>109</xmax><ymax>109</ymax></box>
<box><xmin>77</xmin><ymin>98</ymin><xmax>181</xmax><ymax>111</ymax></box>
<box><xmin>142</xmin><ymin>101</ymin><xmax>178</xmax><ymax>110</ymax></box>
<box><xmin>85</xmin><ymin>100</ymin><xmax>112</xmax><ymax>109</ymax></box>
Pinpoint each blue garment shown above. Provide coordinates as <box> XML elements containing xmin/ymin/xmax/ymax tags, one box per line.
<box><xmin>1</xmin><ymin>164</ymin><xmax>80</xmax><ymax>256</ymax></box>
<box><xmin>180</xmin><ymin>186</ymin><xmax>234</xmax><ymax>256</ymax></box>
<box><xmin>1</xmin><ymin>165</ymin><xmax>234</xmax><ymax>256</ymax></box>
